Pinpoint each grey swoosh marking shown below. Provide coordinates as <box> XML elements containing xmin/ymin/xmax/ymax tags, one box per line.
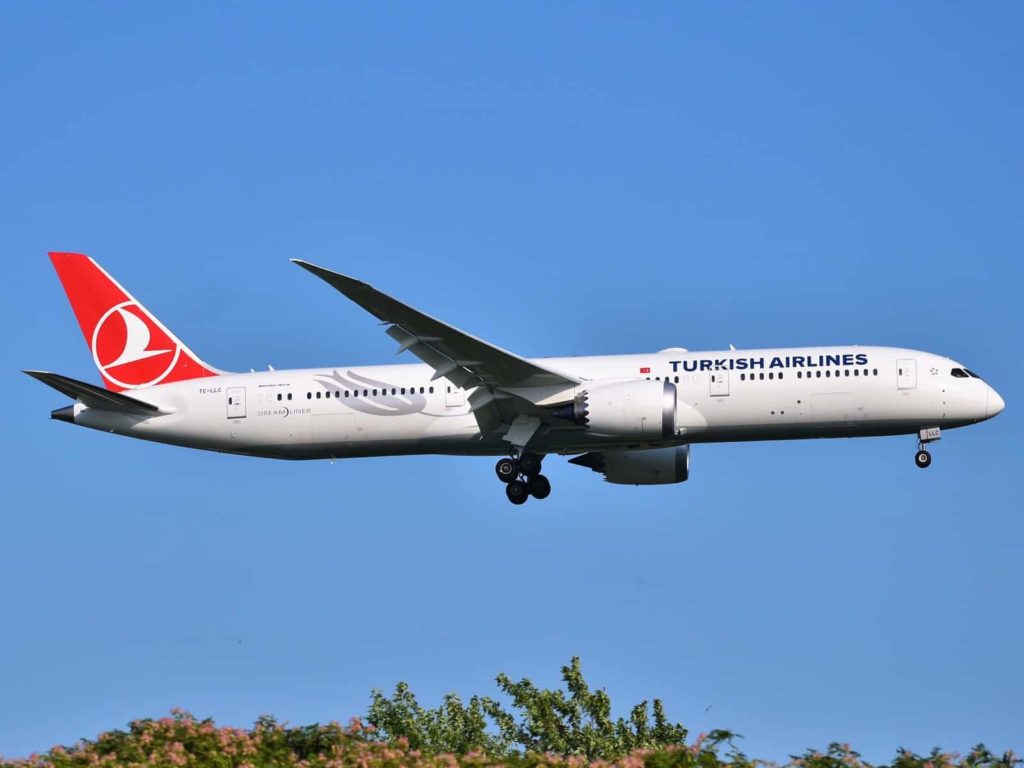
<box><xmin>314</xmin><ymin>369</ymin><xmax>427</xmax><ymax>416</ymax></box>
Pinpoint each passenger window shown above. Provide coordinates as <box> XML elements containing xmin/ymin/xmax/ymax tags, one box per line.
<box><xmin>845</xmin><ymin>369</ymin><xmax>850</xmax><ymax>377</ymax></box>
<box><xmin>779</xmin><ymin>372</ymin><xmax>784</xmax><ymax>380</ymax></box>
<box><xmin>287</xmin><ymin>393</ymin><xmax>292</xmax><ymax>401</ymax></box>
<box><xmin>401</xmin><ymin>387</ymin><xmax>406</xmax><ymax>395</ymax></box>
<box><xmin>769</xmin><ymin>372</ymin><xmax>774</xmax><ymax>380</ymax></box>
<box><xmin>429</xmin><ymin>386</ymin><xmax>434</xmax><ymax>394</ymax></box>
<box><xmin>674</xmin><ymin>376</ymin><xmax>679</xmax><ymax>383</ymax></box>
<box><xmin>759</xmin><ymin>373</ymin><xmax>765</xmax><ymax>380</ymax></box>
<box><xmin>372</xmin><ymin>389</ymin><xmax>378</xmax><ymax>396</ymax></box>
<box><xmin>873</xmin><ymin>369</ymin><xmax>878</xmax><ymax>376</ymax></box>
<box><xmin>740</xmin><ymin>373</ymin><xmax>745</xmax><ymax>381</ymax></box>
<box><xmin>344</xmin><ymin>390</ymin><xmax>349</xmax><ymax>398</ymax></box>
<box><xmin>854</xmin><ymin>369</ymin><xmax>859</xmax><ymax>376</ymax></box>
<box><xmin>816</xmin><ymin>371</ymin><xmax>821</xmax><ymax>378</ymax></box>
<box><xmin>307</xmin><ymin>392</ymin><xmax>311</xmax><ymax>399</ymax></box>
<box><xmin>277</xmin><ymin>393</ymin><xmax>282</xmax><ymax>401</ymax></box>
<box><xmin>825</xmin><ymin>371</ymin><xmax>830</xmax><ymax>377</ymax></box>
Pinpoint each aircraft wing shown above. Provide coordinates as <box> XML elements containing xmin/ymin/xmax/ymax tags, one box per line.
<box><xmin>291</xmin><ymin>260</ymin><xmax>580</xmax><ymax>391</ymax></box>
<box><xmin>23</xmin><ymin>370</ymin><xmax>162</xmax><ymax>415</ymax></box>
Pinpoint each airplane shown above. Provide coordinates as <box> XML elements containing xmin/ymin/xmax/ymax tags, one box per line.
<box><xmin>25</xmin><ymin>252</ymin><xmax>1005</xmax><ymax>504</ymax></box>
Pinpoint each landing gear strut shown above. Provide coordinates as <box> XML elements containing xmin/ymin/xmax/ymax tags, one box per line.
<box><xmin>495</xmin><ymin>452</ymin><xmax>551</xmax><ymax>504</ymax></box>
<box><xmin>915</xmin><ymin>427</ymin><xmax>940</xmax><ymax>469</ymax></box>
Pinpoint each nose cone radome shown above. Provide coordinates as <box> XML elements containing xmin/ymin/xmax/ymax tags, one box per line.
<box><xmin>987</xmin><ymin>387</ymin><xmax>1005</xmax><ymax>419</ymax></box>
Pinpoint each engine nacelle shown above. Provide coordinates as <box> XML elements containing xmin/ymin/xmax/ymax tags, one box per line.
<box><xmin>550</xmin><ymin>380</ymin><xmax>676</xmax><ymax>439</ymax></box>
<box><xmin>569</xmin><ymin>445</ymin><xmax>691</xmax><ymax>485</ymax></box>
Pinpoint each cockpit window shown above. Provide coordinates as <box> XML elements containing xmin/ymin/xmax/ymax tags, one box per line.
<box><xmin>951</xmin><ymin>368</ymin><xmax>985</xmax><ymax>380</ymax></box>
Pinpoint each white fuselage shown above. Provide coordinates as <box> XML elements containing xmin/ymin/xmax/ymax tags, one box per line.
<box><xmin>66</xmin><ymin>345</ymin><xmax>1002</xmax><ymax>460</ymax></box>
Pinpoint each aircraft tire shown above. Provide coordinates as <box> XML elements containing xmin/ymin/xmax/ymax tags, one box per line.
<box><xmin>528</xmin><ymin>474</ymin><xmax>551</xmax><ymax>500</ymax></box>
<box><xmin>495</xmin><ymin>458</ymin><xmax>519</xmax><ymax>483</ymax></box>
<box><xmin>506</xmin><ymin>480</ymin><xmax>529</xmax><ymax>505</ymax></box>
<box><xmin>519</xmin><ymin>452</ymin><xmax>543</xmax><ymax>477</ymax></box>
<box><xmin>915</xmin><ymin>450</ymin><xmax>932</xmax><ymax>468</ymax></box>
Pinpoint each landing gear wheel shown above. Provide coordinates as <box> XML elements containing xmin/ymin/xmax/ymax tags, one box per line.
<box><xmin>915</xmin><ymin>450</ymin><xmax>932</xmax><ymax>469</ymax></box>
<box><xmin>519</xmin><ymin>453</ymin><xmax>543</xmax><ymax>477</ymax></box>
<box><xmin>495</xmin><ymin>458</ymin><xmax>519</xmax><ymax>483</ymax></box>
<box><xmin>505</xmin><ymin>480</ymin><xmax>529</xmax><ymax>505</ymax></box>
<box><xmin>527</xmin><ymin>474</ymin><xmax>551</xmax><ymax>500</ymax></box>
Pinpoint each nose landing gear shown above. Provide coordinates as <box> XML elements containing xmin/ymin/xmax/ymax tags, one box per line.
<box><xmin>914</xmin><ymin>427</ymin><xmax>941</xmax><ymax>469</ymax></box>
<box><xmin>495</xmin><ymin>452</ymin><xmax>550</xmax><ymax>504</ymax></box>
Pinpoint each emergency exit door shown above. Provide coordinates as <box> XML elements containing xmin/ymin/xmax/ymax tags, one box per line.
<box><xmin>897</xmin><ymin>359</ymin><xmax>917</xmax><ymax>390</ymax></box>
<box><xmin>710</xmin><ymin>370</ymin><xmax>730</xmax><ymax>397</ymax></box>
<box><xmin>227</xmin><ymin>387</ymin><xmax>247</xmax><ymax>418</ymax></box>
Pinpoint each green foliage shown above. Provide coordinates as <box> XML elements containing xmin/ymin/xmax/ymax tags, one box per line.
<box><xmin>367</xmin><ymin>682</ymin><xmax>509</xmax><ymax>755</ymax></box>
<box><xmin>788</xmin><ymin>742</ymin><xmax>1022</xmax><ymax>768</ymax></box>
<box><xmin>368</xmin><ymin>656</ymin><xmax>687</xmax><ymax>759</ymax></box>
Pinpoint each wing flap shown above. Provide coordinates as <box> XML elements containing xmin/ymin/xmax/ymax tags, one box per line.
<box><xmin>24</xmin><ymin>370</ymin><xmax>163</xmax><ymax>415</ymax></box>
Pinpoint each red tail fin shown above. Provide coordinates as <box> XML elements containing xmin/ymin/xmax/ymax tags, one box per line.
<box><xmin>48</xmin><ymin>252</ymin><xmax>221</xmax><ymax>391</ymax></box>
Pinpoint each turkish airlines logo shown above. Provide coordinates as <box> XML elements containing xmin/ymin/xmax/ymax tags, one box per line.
<box><xmin>91</xmin><ymin>301</ymin><xmax>181</xmax><ymax>388</ymax></box>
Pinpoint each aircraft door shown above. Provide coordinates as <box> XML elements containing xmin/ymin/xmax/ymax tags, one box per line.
<box><xmin>227</xmin><ymin>387</ymin><xmax>246</xmax><ymax>418</ymax></box>
<box><xmin>709</xmin><ymin>370</ymin><xmax>730</xmax><ymax>397</ymax></box>
<box><xmin>897</xmin><ymin>359</ymin><xmax>917</xmax><ymax>390</ymax></box>
<box><xmin>445</xmin><ymin>383</ymin><xmax>465</xmax><ymax>408</ymax></box>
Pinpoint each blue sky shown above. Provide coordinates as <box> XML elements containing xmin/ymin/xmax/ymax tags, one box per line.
<box><xmin>2</xmin><ymin>1</ymin><xmax>1022</xmax><ymax>760</ymax></box>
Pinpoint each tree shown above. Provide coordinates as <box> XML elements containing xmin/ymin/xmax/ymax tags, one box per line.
<box><xmin>366</xmin><ymin>656</ymin><xmax>689</xmax><ymax>759</ymax></box>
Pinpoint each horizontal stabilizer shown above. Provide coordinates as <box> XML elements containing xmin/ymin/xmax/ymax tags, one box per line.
<box><xmin>23</xmin><ymin>370</ymin><xmax>162</xmax><ymax>415</ymax></box>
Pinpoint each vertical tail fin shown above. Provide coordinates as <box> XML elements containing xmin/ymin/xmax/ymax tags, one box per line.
<box><xmin>48</xmin><ymin>252</ymin><xmax>222</xmax><ymax>391</ymax></box>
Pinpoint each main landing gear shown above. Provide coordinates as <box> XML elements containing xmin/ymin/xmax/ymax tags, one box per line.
<box><xmin>495</xmin><ymin>452</ymin><xmax>551</xmax><ymax>505</ymax></box>
<box><xmin>914</xmin><ymin>427</ymin><xmax>940</xmax><ymax>469</ymax></box>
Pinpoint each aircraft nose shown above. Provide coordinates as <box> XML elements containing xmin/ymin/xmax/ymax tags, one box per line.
<box><xmin>987</xmin><ymin>386</ymin><xmax>1005</xmax><ymax>418</ymax></box>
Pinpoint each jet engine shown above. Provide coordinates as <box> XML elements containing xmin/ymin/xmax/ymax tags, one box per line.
<box><xmin>569</xmin><ymin>445</ymin><xmax>691</xmax><ymax>485</ymax></box>
<box><xmin>549</xmin><ymin>380</ymin><xmax>676</xmax><ymax>439</ymax></box>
